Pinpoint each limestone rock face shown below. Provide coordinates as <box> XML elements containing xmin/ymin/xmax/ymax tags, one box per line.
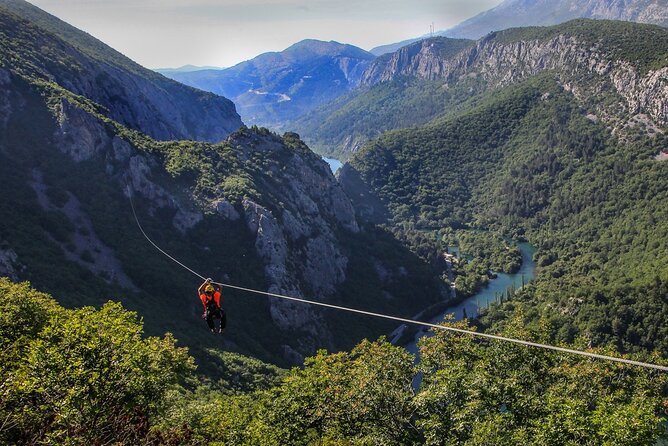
<box><xmin>361</xmin><ymin>39</ymin><xmax>463</xmax><ymax>85</ymax></box>
<box><xmin>242</xmin><ymin>199</ymin><xmax>333</xmax><ymax>355</ymax></box>
<box><xmin>54</xmin><ymin>100</ymin><xmax>110</xmax><ymax>162</ymax></box>
<box><xmin>225</xmin><ymin>133</ymin><xmax>364</xmax><ymax>356</ymax></box>
<box><xmin>0</xmin><ymin>246</ymin><xmax>20</xmax><ymax>281</ymax></box>
<box><xmin>362</xmin><ymin>30</ymin><xmax>668</xmax><ymax>130</ymax></box>
<box><xmin>213</xmin><ymin>200</ymin><xmax>241</xmax><ymax>221</ymax></box>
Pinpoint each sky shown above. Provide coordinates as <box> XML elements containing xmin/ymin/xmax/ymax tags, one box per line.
<box><xmin>27</xmin><ymin>0</ymin><xmax>503</xmax><ymax>69</ymax></box>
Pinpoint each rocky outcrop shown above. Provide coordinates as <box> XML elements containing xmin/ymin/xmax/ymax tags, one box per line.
<box><xmin>362</xmin><ymin>25</ymin><xmax>668</xmax><ymax>130</ymax></box>
<box><xmin>0</xmin><ymin>246</ymin><xmax>20</xmax><ymax>281</ymax></box>
<box><xmin>221</xmin><ymin>132</ymin><xmax>363</xmax><ymax>354</ymax></box>
<box><xmin>361</xmin><ymin>38</ymin><xmax>468</xmax><ymax>85</ymax></box>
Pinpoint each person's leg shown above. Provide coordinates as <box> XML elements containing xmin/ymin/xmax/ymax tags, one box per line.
<box><xmin>206</xmin><ymin>311</ymin><xmax>215</xmax><ymax>331</ymax></box>
<box><xmin>219</xmin><ymin>309</ymin><xmax>227</xmax><ymax>333</ymax></box>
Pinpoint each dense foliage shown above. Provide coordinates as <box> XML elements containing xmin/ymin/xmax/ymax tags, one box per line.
<box><xmin>4</xmin><ymin>279</ymin><xmax>664</xmax><ymax>445</ymax></box>
<box><xmin>346</xmin><ymin>65</ymin><xmax>668</xmax><ymax>357</ymax></box>
<box><xmin>448</xmin><ymin>230</ymin><xmax>522</xmax><ymax>274</ymax></box>
<box><xmin>0</xmin><ymin>278</ymin><xmax>194</xmax><ymax>444</ymax></box>
<box><xmin>161</xmin><ymin>317</ymin><xmax>668</xmax><ymax>445</ymax></box>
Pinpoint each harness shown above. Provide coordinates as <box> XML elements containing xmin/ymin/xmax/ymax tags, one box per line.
<box><xmin>204</xmin><ymin>293</ymin><xmax>222</xmax><ymax>318</ymax></box>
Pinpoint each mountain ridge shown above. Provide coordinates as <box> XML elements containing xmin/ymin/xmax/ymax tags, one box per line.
<box><xmin>371</xmin><ymin>0</ymin><xmax>668</xmax><ymax>56</ymax></box>
<box><xmin>161</xmin><ymin>39</ymin><xmax>375</xmax><ymax>129</ymax></box>
<box><xmin>295</xmin><ymin>19</ymin><xmax>668</xmax><ymax>159</ymax></box>
<box><xmin>445</xmin><ymin>0</ymin><xmax>668</xmax><ymax>40</ymax></box>
<box><xmin>0</xmin><ymin>0</ymin><xmax>243</xmax><ymax>142</ymax></box>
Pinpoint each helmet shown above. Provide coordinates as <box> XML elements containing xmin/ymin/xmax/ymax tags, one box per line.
<box><xmin>204</xmin><ymin>284</ymin><xmax>215</xmax><ymax>294</ymax></box>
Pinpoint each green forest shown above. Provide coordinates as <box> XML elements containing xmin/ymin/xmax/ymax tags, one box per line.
<box><xmin>2</xmin><ymin>279</ymin><xmax>666</xmax><ymax>445</ymax></box>
<box><xmin>346</xmin><ymin>71</ymin><xmax>668</xmax><ymax>358</ymax></box>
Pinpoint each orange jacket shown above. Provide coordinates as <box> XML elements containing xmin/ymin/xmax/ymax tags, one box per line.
<box><xmin>200</xmin><ymin>291</ymin><xmax>221</xmax><ymax>310</ymax></box>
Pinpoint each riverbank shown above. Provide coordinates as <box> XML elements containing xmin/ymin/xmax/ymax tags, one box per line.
<box><xmin>400</xmin><ymin>242</ymin><xmax>536</xmax><ymax>354</ymax></box>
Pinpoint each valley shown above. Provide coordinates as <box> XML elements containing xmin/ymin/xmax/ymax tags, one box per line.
<box><xmin>1</xmin><ymin>0</ymin><xmax>667</xmax><ymax>444</ymax></box>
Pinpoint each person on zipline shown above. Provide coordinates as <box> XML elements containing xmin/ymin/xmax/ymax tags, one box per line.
<box><xmin>198</xmin><ymin>278</ymin><xmax>226</xmax><ymax>333</ymax></box>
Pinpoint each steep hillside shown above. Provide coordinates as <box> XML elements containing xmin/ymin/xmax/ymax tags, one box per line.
<box><xmin>0</xmin><ymin>7</ymin><xmax>446</xmax><ymax>367</ymax></box>
<box><xmin>160</xmin><ymin>39</ymin><xmax>375</xmax><ymax>129</ymax></box>
<box><xmin>296</xmin><ymin>20</ymin><xmax>668</xmax><ymax>159</ymax></box>
<box><xmin>0</xmin><ymin>0</ymin><xmax>242</xmax><ymax>142</ymax></box>
<box><xmin>342</xmin><ymin>63</ymin><xmax>668</xmax><ymax>356</ymax></box>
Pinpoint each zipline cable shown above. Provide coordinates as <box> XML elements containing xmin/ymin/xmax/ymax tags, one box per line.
<box><xmin>128</xmin><ymin>192</ymin><xmax>668</xmax><ymax>372</ymax></box>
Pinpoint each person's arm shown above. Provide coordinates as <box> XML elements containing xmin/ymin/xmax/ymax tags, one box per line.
<box><xmin>197</xmin><ymin>278</ymin><xmax>213</xmax><ymax>295</ymax></box>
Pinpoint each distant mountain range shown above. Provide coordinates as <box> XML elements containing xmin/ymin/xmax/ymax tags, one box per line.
<box><xmin>371</xmin><ymin>0</ymin><xmax>668</xmax><ymax>55</ymax></box>
<box><xmin>295</xmin><ymin>18</ymin><xmax>668</xmax><ymax>159</ymax></box>
<box><xmin>160</xmin><ymin>40</ymin><xmax>375</xmax><ymax>129</ymax></box>
<box><xmin>155</xmin><ymin>64</ymin><xmax>225</xmax><ymax>73</ymax></box>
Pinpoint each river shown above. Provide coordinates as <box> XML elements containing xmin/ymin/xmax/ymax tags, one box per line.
<box><xmin>404</xmin><ymin>242</ymin><xmax>536</xmax><ymax>354</ymax></box>
<box><xmin>323</xmin><ymin>157</ymin><xmax>342</xmax><ymax>174</ymax></box>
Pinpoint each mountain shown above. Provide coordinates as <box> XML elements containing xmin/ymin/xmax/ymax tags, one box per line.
<box><xmin>295</xmin><ymin>19</ymin><xmax>667</xmax><ymax>159</ymax></box>
<box><xmin>371</xmin><ymin>0</ymin><xmax>668</xmax><ymax>56</ymax></box>
<box><xmin>155</xmin><ymin>64</ymin><xmax>225</xmax><ymax>74</ymax></box>
<box><xmin>369</xmin><ymin>36</ymin><xmax>423</xmax><ymax>56</ymax></box>
<box><xmin>161</xmin><ymin>39</ymin><xmax>375</xmax><ymax>129</ymax></box>
<box><xmin>445</xmin><ymin>0</ymin><xmax>668</xmax><ymax>40</ymax></box>
<box><xmin>0</xmin><ymin>0</ymin><xmax>242</xmax><ymax>142</ymax></box>
<box><xmin>339</xmin><ymin>19</ymin><xmax>668</xmax><ymax>356</ymax></box>
<box><xmin>0</xmin><ymin>1</ymin><xmax>446</xmax><ymax>367</ymax></box>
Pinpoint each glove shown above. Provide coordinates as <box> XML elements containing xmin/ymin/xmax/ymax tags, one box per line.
<box><xmin>205</xmin><ymin>278</ymin><xmax>212</xmax><ymax>283</ymax></box>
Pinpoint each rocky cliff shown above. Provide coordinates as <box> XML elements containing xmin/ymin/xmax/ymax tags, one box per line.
<box><xmin>361</xmin><ymin>37</ymin><xmax>474</xmax><ymax>85</ymax></box>
<box><xmin>362</xmin><ymin>20</ymin><xmax>668</xmax><ymax>134</ymax></box>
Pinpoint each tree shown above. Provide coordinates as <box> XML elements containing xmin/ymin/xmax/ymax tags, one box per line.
<box><xmin>0</xmin><ymin>280</ymin><xmax>195</xmax><ymax>445</ymax></box>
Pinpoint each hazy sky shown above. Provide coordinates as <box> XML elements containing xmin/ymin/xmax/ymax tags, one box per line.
<box><xmin>27</xmin><ymin>0</ymin><xmax>503</xmax><ymax>69</ymax></box>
